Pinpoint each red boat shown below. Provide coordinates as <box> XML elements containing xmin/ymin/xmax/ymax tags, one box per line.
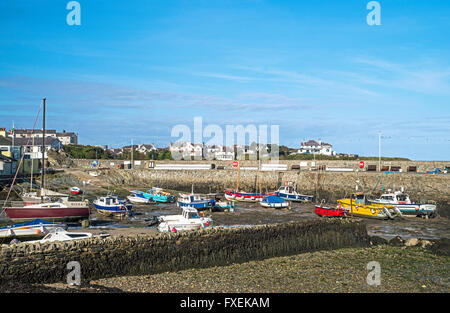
<box><xmin>3</xmin><ymin>201</ymin><xmax>90</xmax><ymax>222</ymax></box>
<box><xmin>314</xmin><ymin>204</ymin><xmax>346</xmax><ymax>217</ymax></box>
<box><xmin>224</xmin><ymin>189</ymin><xmax>277</xmax><ymax>202</ymax></box>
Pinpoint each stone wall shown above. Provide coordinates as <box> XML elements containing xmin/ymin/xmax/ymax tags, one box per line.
<box><xmin>0</xmin><ymin>219</ymin><xmax>369</xmax><ymax>284</ymax></box>
<box><xmin>72</xmin><ymin>159</ymin><xmax>450</xmax><ymax>173</ymax></box>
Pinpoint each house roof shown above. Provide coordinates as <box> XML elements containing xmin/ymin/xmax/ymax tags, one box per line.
<box><xmin>11</xmin><ymin>129</ymin><xmax>57</xmax><ymax>135</ymax></box>
<box><xmin>301</xmin><ymin>140</ymin><xmax>332</xmax><ymax>147</ymax></box>
<box><xmin>12</xmin><ymin>137</ymin><xmax>61</xmax><ymax>147</ymax></box>
<box><xmin>0</xmin><ymin>136</ymin><xmax>12</xmax><ymax>146</ymax></box>
<box><xmin>56</xmin><ymin>131</ymin><xmax>76</xmax><ymax>137</ymax></box>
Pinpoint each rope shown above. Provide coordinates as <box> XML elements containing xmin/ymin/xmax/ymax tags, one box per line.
<box><xmin>1</xmin><ymin>106</ymin><xmax>41</xmax><ymax>211</ymax></box>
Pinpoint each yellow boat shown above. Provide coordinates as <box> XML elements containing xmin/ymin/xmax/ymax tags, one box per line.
<box><xmin>337</xmin><ymin>193</ymin><xmax>401</xmax><ymax>219</ymax></box>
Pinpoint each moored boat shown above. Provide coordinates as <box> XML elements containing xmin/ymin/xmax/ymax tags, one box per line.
<box><xmin>70</xmin><ymin>186</ymin><xmax>81</xmax><ymax>195</ymax></box>
<box><xmin>157</xmin><ymin>207</ymin><xmax>213</xmax><ymax>233</ymax></box>
<box><xmin>177</xmin><ymin>193</ymin><xmax>215</xmax><ymax>210</ymax></box>
<box><xmin>337</xmin><ymin>193</ymin><xmax>402</xmax><ymax>220</ymax></box>
<box><xmin>276</xmin><ymin>181</ymin><xmax>314</xmax><ymax>202</ymax></box>
<box><xmin>93</xmin><ymin>195</ymin><xmax>132</xmax><ymax>218</ymax></box>
<box><xmin>370</xmin><ymin>190</ymin><xmax>436</xmax><ymax>218</ymax></box>
<box><xmin>260</xmin><ymin>195</ymin><xmax>291</xmax><ymax>209</ymax></box>
<box><xmin>26</xmin><ymin>228</ymin><xmax>109</xmax><ymax>244</ymax></box>
<box><xmin>224</xmin><ymin>189</ymin><xmax>277</xmax><ymax>202</ymax></box>
<box><xmin>0</xmin><ymin>219</ymin><xmax>66</xmax><ymax>241</ymax></box>
<box><xmin>2</xmin><ymin>199</ymin><xmax>91</xmax><ymax>222</ymax></box>
<box><xmin>142</xmin><ymin>187</ymin><xmax>175</xmax><ymax>203</ymax></box>
<box><xmin>127</xmin><ymin>193</ymin><xmax>154</xmax><ymax>204</ymax></box>
<box><xmin>214</xmin><ymin>200</ymin><xmax>235</xmax><ymax>211</ymax></box>
<box><xmin>314</xmin><ymin>204</ymin><xmax>346</xmax><ymax>217</ymax></box>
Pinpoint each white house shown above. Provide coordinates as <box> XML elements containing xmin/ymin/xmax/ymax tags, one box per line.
<box><xmin>297</xmin><ymin>139</ymin><xmax>336</xmax><ymax>156</ymax></box>
<box><xmin>136</xmin><ymin>144</ymin><xmax>157</xmax><ymax>154</ymax></box>
<box><xmin>169</xmin><ymin>142</ymin><xmax>204</xmax><ymax>159</ymax></box>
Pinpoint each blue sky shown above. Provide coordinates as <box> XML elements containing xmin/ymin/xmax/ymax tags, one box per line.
<box><xmin>0</xmin><ymin>0</ymin><xmax>449</xmax><ymax>160</ymax></box>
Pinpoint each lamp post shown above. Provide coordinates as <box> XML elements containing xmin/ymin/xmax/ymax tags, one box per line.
<box><xmin>378</xmin><ymin>131</ymin><xmax>381</xmax><ymax>172</ymax></box>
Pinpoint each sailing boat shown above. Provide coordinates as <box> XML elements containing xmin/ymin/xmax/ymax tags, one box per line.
<box><xmin>224</xmin><ymin>158</ymin><xmax>276</xmax><ymax>202</ymax></box>
<box><xmin>2</xmin><ymin>99</ymin><xmax>90</xmax><ymax>222</ymax></box>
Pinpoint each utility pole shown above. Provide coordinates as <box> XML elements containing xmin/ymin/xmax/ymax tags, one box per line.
<box><xmin>378</xmin><ymin>131</ymin><xmax>381</xmax><ymax>172</ymax></box>
<box><xmin>131</xmin><ymin>139</ymin><xmax>133</xmax><ymax>169</ymax></box>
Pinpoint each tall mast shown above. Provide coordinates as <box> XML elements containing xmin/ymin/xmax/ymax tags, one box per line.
<box><xmin>41</xmin><ymin>98</ymin><xmax>46</xmax><ymax>199</ymax></box>
<box><xmin>30</xmin><ymin>136</ymin><xmax>34</xmax><ymax>192</ymax></box>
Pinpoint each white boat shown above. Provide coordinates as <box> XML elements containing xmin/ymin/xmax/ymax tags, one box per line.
<box><xmin>20</xmin><ymin>188</ymin><xmax>70</xmax><ymax>205</ymax></box>
<box><xmin>89</xmin><ymin>171</ymin><xmax>100</xmax><ymax>177</ymax></box>
<box><xmin>0</xmin><ymin>219</ymin><xmax>66</xmax><ymax>240</ymax></box>
<box><xmin>157</xmin><ymin>207</ymin><xmax>213</xmax><ymax>233</ymax></box>
<box><xmin>370</xmin><ymin>190</ymin><xmax>437</xmax><ymax>218</ymax></box>
<box><xmin>127</xmin><ymin>194</ymin><xmax>154</xmax><ymax>204</ymax></box>
<box><xmin>26</xmin><ymin>228</ymin><xmax>109</xmax><ymax>243</ymax></box>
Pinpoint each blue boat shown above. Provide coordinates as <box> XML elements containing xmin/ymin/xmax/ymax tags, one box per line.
<box><xmin>260</xmin><ymin>195</ymin><xmax>291</xmax><ymax>209</ymax></box>
<box><xmin>177</xmin><ymin>193</ymin><xmax>215</xmax><ymax>210</ymax></box>
<box><xmin>140</xmin><ymin>187</ymin><xmax>175</xmax><ymax>203</ymax></box>
<box><xmin>93</xmin><ymin>195</ymin><xmax>133</xmax><ymax>217</ymax></box>
<box><xmin>276</xmin><ymin>182</ymin><xmax>314</xmax><ymax>202</ymax></box>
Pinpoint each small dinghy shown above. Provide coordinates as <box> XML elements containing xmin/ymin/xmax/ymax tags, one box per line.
<box><xmin>260</xmin><ymin>195</ymin><xmax>291</xmax><ymax>209</ymax></box>
<box><xmin>157</xmin><ymin>207</ymin><xmax>213</xmax><ymax>233</ymax></box>
<box><xmin>127</xmin><ymin>193</ymin><xmax>154</xmax><ymax>204</ymax></box>
<box><xmin>70</xmin><ymin>186</ymin><xmax>81</xmax><ymax>195</ymax></box>
<box><xmin>0</xmin><ymin>219</ymin><xmax>66</xmax><ymax>241</ymax></box>
<box><xmin>26</xmin><ymin>228</ymin><xmax>109</xmax><ymax>244</ymax></box>
<box><xmin>314</xmin><ymin>205</ymin><xmax>346</xmax><ymax>217</ymax></box>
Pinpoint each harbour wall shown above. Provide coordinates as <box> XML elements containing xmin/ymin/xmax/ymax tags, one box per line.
<box><xmin>72</xmin><ymin>159</ymin><xmax>449</xmax><ymax>173</ymax></box>
<box><xmin>0</xmin><ymin>219</ymin><xmax>369</xmax><ymax>284</ymax></box>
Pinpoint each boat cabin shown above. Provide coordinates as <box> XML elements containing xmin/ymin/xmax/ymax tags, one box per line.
<box><xmin>377</xmin><ymin>191</ymin><xmax>411</xmax><ymax>204</ymax></box>
<box><xmin>350</xmin><ymin>193</ymin><xmax>368</xmax><ymax>205</ymax></box>
<box><xmin>180</xmin><ymin>194</ymin><xmax>202</xmax><ymax>203</ymax></box>
<box><xmin>182</xmin><ymin>207</ymin><xmax>201</xmax><ymax>219</ymax></box>
<box><xmin>97</xmin><ymin>196</ymin><xmax>123</xmax><ymax>206</ymax></box>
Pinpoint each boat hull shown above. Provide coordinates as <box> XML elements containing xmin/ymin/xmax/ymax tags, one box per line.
<box><xmin>314</xmin><ymin>205</ymin><xmax>346</xmax><ymax>217</ymax></box>
<box><xmin>178</xmin><ymin>200</ymin><xmax>215</xmax><ymax>210</ymax></box>
<box><xmin>224</xmin><ymin>189</ymin><xmax>276</xmax><ymax>202</ymax></box>
<box><xmin>93</xmin><ymin>203</ymin><xmax>132</xmax><ymax>217</ymax></box>
<box><xmin>370</xmin><ymin>201</ymin><xmax>436</xmax><ymax>217</ymax></box>
<box><xmin>276</xmin><ymin>192</ymin><xmax>314</xmax><ymax>202</ymax></box>
<box><xmin>3</xmin><ymin>206</ymin><xmax>90</xmax><ymax>222</ymax></box>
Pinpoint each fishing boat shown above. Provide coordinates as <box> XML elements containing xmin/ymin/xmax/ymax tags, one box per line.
<box><xmin>224</xmin><ymin>159</ymin><xmax>276</xmax><ymax>202</ymax></box>
<box><xmin>314</xmin><ymin>204</ymin><xmax>346</xmax><ymax>217</ymax></box>
<box><xmin>177</xmin><ymin>193</ymin><xmax>215</xmax><ymax>210</ymax></box>
<box><xmin>0</xmin><ymin>219</ymin><xmax>66</xmax><ymax>241</ymax></box>
<box><xmin>276</xmin><ymin>181</ymin><xmax>314</xmax><ymax>202</ymax></box>
<box><xmin>224</xmin><ymin>189</ymin><xmax>276</xmax><ymax>202</ymax></box>
<box><xmin>70</xmin><ymin>186</ymin><xmax>81</xmax><ymax>195</ymax></box>
<box><xmin>127</xmin><ymin>193</ymin><xmax>154</xmax><ymax>204</ymax></box>
<box><xmin>3</xmin><ymin>199</ymin><xmax>91</xmax><ymax>222</ymax></box>
<box><xmin>26</xmin><ymin>228</ymin><xmax>109</xmax><ymax>244</ymax></box>
<box><xmin>93</xmin><ymin>195</ymin><xmax>132</xmax><ymax>218</ymax></box>
<box><xmin>370</xmin><ymin>190</ymin><xmax>437</xmax><ymax>218</ymax></box>
<box><xmin>141</xmin><ymin>187</ymin><xmax>175</xmax><ymax>203</ymax></box>
<box><xmin>337</xmin><ymin>193</ymin><xmax>402</xmax><ymax>220</ymax></box>
<box><xmin>157</xmin><ymin>207</ymin><xmax>213</xmax><ymax>232</ymax></box>
<box><xmin>260</xmin><ymin>195</ymin><xmax>291</xmax><ymax>209</ymax></box>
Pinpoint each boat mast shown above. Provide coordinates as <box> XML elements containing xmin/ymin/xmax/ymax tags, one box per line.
<box><xmin>41</xmin><ymin>98</ymin><xmax>46</xmax><ymax>200</ymax></box>
<box><xmin>30</xmin><ymin>136</ymin><xmax>34</xmax><ymax>192</ymax></box>
<box><xmin>236</xmin><ymin>160</ymin><xmax>240</xmax><ymax>192</ymax></box>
